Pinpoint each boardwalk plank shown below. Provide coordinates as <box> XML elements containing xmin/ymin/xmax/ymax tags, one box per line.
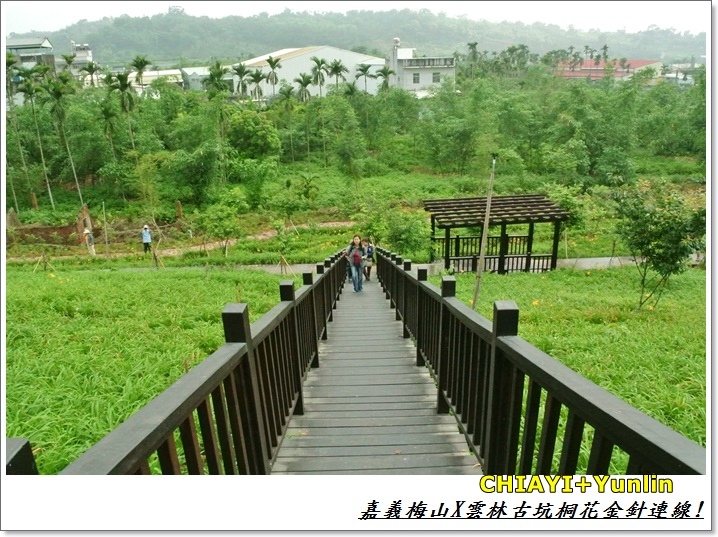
<box><xmin>272</xmin><ymin>279</ymin><xmax>480</xmax><ymax>475</ymax></box>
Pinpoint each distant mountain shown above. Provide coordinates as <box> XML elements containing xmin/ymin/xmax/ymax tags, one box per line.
<box><xmin>7</xmin><ymin>8</ymin><xmax>706</xmax><ymax>68</ymax></box>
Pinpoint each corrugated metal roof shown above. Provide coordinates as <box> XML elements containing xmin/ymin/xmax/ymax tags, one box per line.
<box><xmin>242</xmin><ymin>46</ymin><xmax>324</xmax><ymax>67</ymax></box>
<box><xmin>6</xmin><ymin>37</ymin><xmax>53</xmax><ymax>49</ymax></box>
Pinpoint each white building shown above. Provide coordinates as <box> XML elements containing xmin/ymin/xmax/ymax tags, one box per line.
<box><xmin>180</xmin><ymin>65</ymin><xmax>235</xmax><ymax>91</ymax></box>
<box><xmin>128</xmin><ymin>69</ymin><xmax>184</xmax><ymax>92</ymax></box>
<box><xmin>388</xmin><ymin>37</ymin><xmax>456</xmax><ymax>97</ymax></box>
<box><xmin>236</xmin><ymin>46</ymin><xmax>385</xmax><ymax>100</ymax></box>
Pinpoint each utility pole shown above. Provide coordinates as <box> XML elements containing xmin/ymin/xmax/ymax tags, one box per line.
<box><xmin>471</xmin><ymin>153</ymin><xmax>498</xmax><ymax>310</ymax></box>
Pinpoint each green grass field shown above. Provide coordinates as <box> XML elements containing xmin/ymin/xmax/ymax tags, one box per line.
<box><xmin>5</xmin><ymin>260</ymin><xmax>706</xmax><ymax>474</ymax></box>
<box><xmin>5</xmin><ymin>267</ymin><xmax>303</xmax><ymax>474</ymax></box>
<box><xmin>429</xmin><ymin>265</ymin><xmax>707</xmax><ymax>447</ymax></box>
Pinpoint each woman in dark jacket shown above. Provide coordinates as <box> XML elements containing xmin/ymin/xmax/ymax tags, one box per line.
<box><xmin>345</xmin><ymin>235</ymin><xmax>366</xmax><ymax>292</ymax></box>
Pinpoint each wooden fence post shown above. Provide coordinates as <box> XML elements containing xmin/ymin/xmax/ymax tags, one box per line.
<box><xmin>484</xmin><ymin>300</ymin><xmax>520</xmax><ymax>474</ymax></box>
<box><xmin>303</xmin><ymin>272</ymin><xmax>320</xmax><ymax>368</ymax></box>
<box><xmin>437</xmin><ymin>276</ymin><xmax>456</xmax><ymax>414</ymax></box>
<box><xmin>402</xmin><ymin>260</ymin><xmax>412</xmax><ymax>338</ymax></box>
<box><xmin>416</xmin><ymin>268</ymin><xmax>427</xmax><ymax>366</ymax></box>
<box><xmin>395</xmin><ymin>255</ymin><xmax>403</xmax><ymax>320</ymax></box>
<box><xmin>222</xmin><ymin>303</ymin><xmax>270</xmax><ymax>474</ymax></box>
<box><xmin>280</xmin><ymin>281</ymin><xmax>304</xmax><ymax>416</ymax></box>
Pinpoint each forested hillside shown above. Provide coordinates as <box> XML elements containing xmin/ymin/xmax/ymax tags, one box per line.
<box><xmin>8</xmin><ymin>7</ymin><xmax>706</xmax><ymax>67</ymax></box>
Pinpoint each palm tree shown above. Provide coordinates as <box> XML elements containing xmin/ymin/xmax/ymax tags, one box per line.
<box><xmin>265</xmin><ymin>56</ymin><xmax>282</xmax><ymax>98</ymax></box>
<box><xmin>108</xmin><ymin>71</ymin><xmax>136</xmax><ymax>151</ymax></box>
<box><xmin>43</xmin><ymin>71</ymin><xmax>83</xmax><ymax>206</ymax></box>
<box><xmin>99</xmin><ymin>98</ymin><xmax>119</xmax><ymax>161</ymax></box>
<box><xmin>79</xmin><ymin>60</ymin><xmax>100</xmax><ymax>87</ymax></box>
<box><xmin>293</xmin><ymin>73</ymin><xmax>313</xmax><ymax>159</ymax></box>
<box><xmin>16</xmin><ymin>66</ymin><xmax>55</xmax><ymax>210</ymax></box>
<box><xmin>294</xmin><ymin>72</ymin><xmax>312</xmax><ymax>103</ymax></box>
<box><xmin>310</xmin><ymin>56</ymin><xmax>328</xmax><ymax>97</ymax></box>
<box><xmin>248</xmin><ymin>69</ymin><xmax>266</xmax><ymax>102</ymax></box>
<box><xmin>203</xmin><ymin>60</ymin><xmax>230</xmax><ymax>97</ymax></box>
<box><xmin>278</xmin><ymin>84</ymin><xmax>296</xmax><ymax>162</ymax></box>
<box><xmin>130</xmin><ymin>54</ymin><xmax>151</xmax><ymax>88</ymax></box>
<box><xmin>355</xmin><ymin>64</ymin><xmax>372</xmax><ymax>92</ymax></box>
<box><xmin>6</xmin><ymin>53</ymin><xmax>35</xmax><ymax>207</ymax></box>
<box><xmin>61</xmin><ymin>53</ymin><xmax>76</xmax><ymax>72</ymax></box>
<box><xmin>327</xmin><ymin>59</ymin><xmax>349</xmax><ymax>89</ymax></box>
<box><xmin>374</xmin><ymin>66</ymin><xmax>395</xmax><ymax>91</ymax></box>
<box><xmin>343</xmin><ymin>81</ymin><xmax>359</xmax><ymax>97</ymax></box>
<box><xmin>467</xmin><ymin>41</ymin><xmax>479</xmax><ymax>79</ymax></box>
<box><xmin>101</xmin><ymin>68</ymin><xmax>115</xmax><ymax>88</ymax></box>
<box><xmin>232</xmin><ymin>62</ymin><xmax>250</xmax><ymax>97</ymax></box>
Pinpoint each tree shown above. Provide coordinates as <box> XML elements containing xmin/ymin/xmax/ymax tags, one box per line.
<box><xmin>6</xmin><ymin>53</ymin><xmax>35</xmax><ymax>207</ymax></box>
<box><xmin>310</xmin><ymin>56</ymin><xmax>328</xmax><ymax>97</ymax></box>
<box><xmin>203</xmin><ymin>60</ymin><xmax>230</xmax><ymax>97</ymax></box>
<box><xmin>277</xmin><ymin>84</ymin><xmax>297</xmax><ymax>162</ymax></box>
<box><xmin>467</xmin><ymin>41</ymin><xmax>479</xmax><ymax>79</ymax></box>
<box><xmin>232</xmin><ymin>62</ymin><xmax>250</xmax><ymax>97</ymax></box>
<box><xmin>265</xmin><ymin>55</ymin><xmax>282</xmax><ymax>97</ymax></box>
<box><xmin>16</xmin><ymin>66</ymin><xmax>55</xmax><ymax>210</ymax></box>
<box><xmin>108</xmin><ymin>71</ymin><xmax>137</xmax><ymax>151</ymax></box>
<box><xmin>61</xmin><ymin>53</ymin><xmax>76</xmax><ymax>71</ymax></box>
<box><xmin>294</xmin><ymin>72</ymin><xmax>312</xmax><ymax>103</ymax></box>
<box><xmin>248</xmin><ymin>69</ymin><xmax>266</xmax><ymax>102</ymax></box>
<box><xmin>613</xmin><ymin>179</ymin><xmax>705</xmax><ymax>310</ymax></box>
<box><xmin>327</xmin><ymin>59</ymin><xmax>349</xmax><ymax>89</ymax></box>
<box><xmin>130</xmin><ymin>54</ymin><xmax>152</xmax><ymax>88</ymax></box>
<box><xmin>225</xmin><ymin>109</ymin><xmax>281</xmax><ymax>159</ymax></box>
<box><xmin>355</xmin><ymin>63</ymin><xmax>372</xmax><ymax>92</ymax></box>
<box><xmin>374</xmin><ymin>66</ymin><xmax>395</xmax><ymax>91</ymax></box>
<box><xmin>99</xmin><ymin>97</ymin><xmax>119</xmax><ymax>161</ymax></box>
<box><xmin>43</xmin><ymin>71</ymin><xmax>84</xmax><ymax>206</ymax></box>
<box><xmin>79</xmin><ymin>60</ymin><xmax>100</xmax><ymax>87</ymax></box>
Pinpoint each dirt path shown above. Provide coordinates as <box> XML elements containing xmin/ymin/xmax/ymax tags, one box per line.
<box><xmin>6</xmin><ymin>221</ymin><xmax>356</xmax><ymax>262</ymax></box>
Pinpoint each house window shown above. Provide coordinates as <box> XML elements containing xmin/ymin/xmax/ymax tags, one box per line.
<box><xmin>432</xmin><ymin>72</ymin><xmax>441</xmax><ymax>83</ymax></box>
<box><xmin>413</xmin><ymin>73</ymin><xmax>420</xmax><ymax>84</ymax></box>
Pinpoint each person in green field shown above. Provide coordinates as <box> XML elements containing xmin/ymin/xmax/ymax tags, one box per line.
<box><xmin>83</xmin><ymin>228</ymin><xmax>96</xmax><ymax>257</ymax></box>
<box><xmin>141</xmin><ymin>224</ymin><xmax>152</xmax><ymax>254</ymax></box>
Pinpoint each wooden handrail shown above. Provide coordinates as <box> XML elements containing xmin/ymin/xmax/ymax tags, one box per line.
<box><xmin>375</xmin><ymin>246</ymin><xmax>705</xmax><ymax>475</ymax></box>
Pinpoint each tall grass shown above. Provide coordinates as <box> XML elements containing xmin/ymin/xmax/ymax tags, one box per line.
<box><xmin>429</xmin><ymin>265</ymin><xmax>707</xmax><ymax>446</ymax></box>
<box><xmin>5</xmin><ymin>267</ymin><xmax>303</xmax><ymax>474</ymax></box>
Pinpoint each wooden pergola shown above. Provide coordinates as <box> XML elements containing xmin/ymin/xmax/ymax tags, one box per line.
<box><xmin>424</xmin><ymin>194</ymin><xmax>571</xmax><ymax>273</ymax></box>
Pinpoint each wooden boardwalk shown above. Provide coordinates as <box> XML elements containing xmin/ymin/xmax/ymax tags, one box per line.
<box><xmin>271</xmin><ymin>276</ymin><xmax>481</xmax><ymax>475</ymax></box>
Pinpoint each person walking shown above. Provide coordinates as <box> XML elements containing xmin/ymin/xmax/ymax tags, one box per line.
<box><xmin>141</xmin><ymin>224</ymin><xmax>152</xmax><ymax>254</ymax></box>
<box><xmin>346</xmin><ymin>235</ymin><xmax>366</xmax><ymax>292</ymax></box>
<box><xmin>83</xmin><ymin>228</ymin><xmax>96</xmax><ymax>257</ymax></box>
<box><xmin>362</xmin><ymin>238</ymin><xmax>374</xmax><ymax>281</ymax></box>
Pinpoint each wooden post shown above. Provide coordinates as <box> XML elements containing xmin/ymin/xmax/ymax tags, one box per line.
<box><xmin>499</xmin><ymin>223</ymin><xmax>508</xmax><ymax>274</ymax></box>
<box><xmin>444</xmin><ymin>228</ymin><xmax>451</xmax><ymax>270</ymax></box>
<box><xmin>551</xmin><ymin>221</ymin><xmax>562</xmax><ymax>270</ymax></box>
<box><xmin>437</xmin><ymin>276</ymin><xmax>456</xmax><ymax>414</ymax></box>
<box><xmin>303</xmin><ymin>272</ymin><xmax>320</xmax><ymax>368</ymax></box>
<box><xmin>484</xmin><ymin>300</ymin><xmax>519</xmax><ymax>474</ymax></box>
<box><xmin>525</xmin><ymin>222</ymin><xmax>535</xmax><ymax>273</ymax></box>
<box><xmin>395</xmin><ymin>255</ymin><xmax>403</xmax><ymax>320</ymax></box>
<box><xmin>416</xmin><ymin>268</ymin><xmax>427</xmax><ymax>366</ymax></box>
<box><xmin>280</xmin><ymin>281</ymin><xmax>304</xmax><ymax>416</ymax></box>
<box><xmin>221</xmin><ymin>303</ymin><xmax>270</xmax><ymax>474</ymax></box>
<box><xmin>176</xmin><ymin>200</ymin><xmax>183</xmax><ymax>220</ymax></box>
<box><xmin>402</xmin><ymin>260</ymin><xmax>411</xmax><ymax>338</ymax></box>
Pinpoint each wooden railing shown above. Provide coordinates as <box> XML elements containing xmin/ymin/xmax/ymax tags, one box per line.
<box><xmin>5</xmin><ymin>252</ymin><xmax>347</xmax><ymax>475</ymax></box>
<box><xmin>376</xmin><ymin>247</ymin><xmax>706</xmax><ymax>475</ymax></box>
<box><xmin>431</xmin><ymin>234</ymin><xmax>551</xmax><ymax>273</ymax></box>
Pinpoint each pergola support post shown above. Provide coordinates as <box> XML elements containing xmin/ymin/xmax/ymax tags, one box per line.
<box><xmin>551</xmin><ymin>221</ymin><xmax>562</xmax><ymax>270</ymax></box>
<box><xmin>525</xmin><ymin>222</ymin><xmax>535</xmax><ymax>273</ymax></box>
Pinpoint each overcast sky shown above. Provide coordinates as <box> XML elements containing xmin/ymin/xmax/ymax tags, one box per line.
<box><xmin>1</xmin><ymin>1</ymin><xmax>712</xmax><ymax>36</ymax></box>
